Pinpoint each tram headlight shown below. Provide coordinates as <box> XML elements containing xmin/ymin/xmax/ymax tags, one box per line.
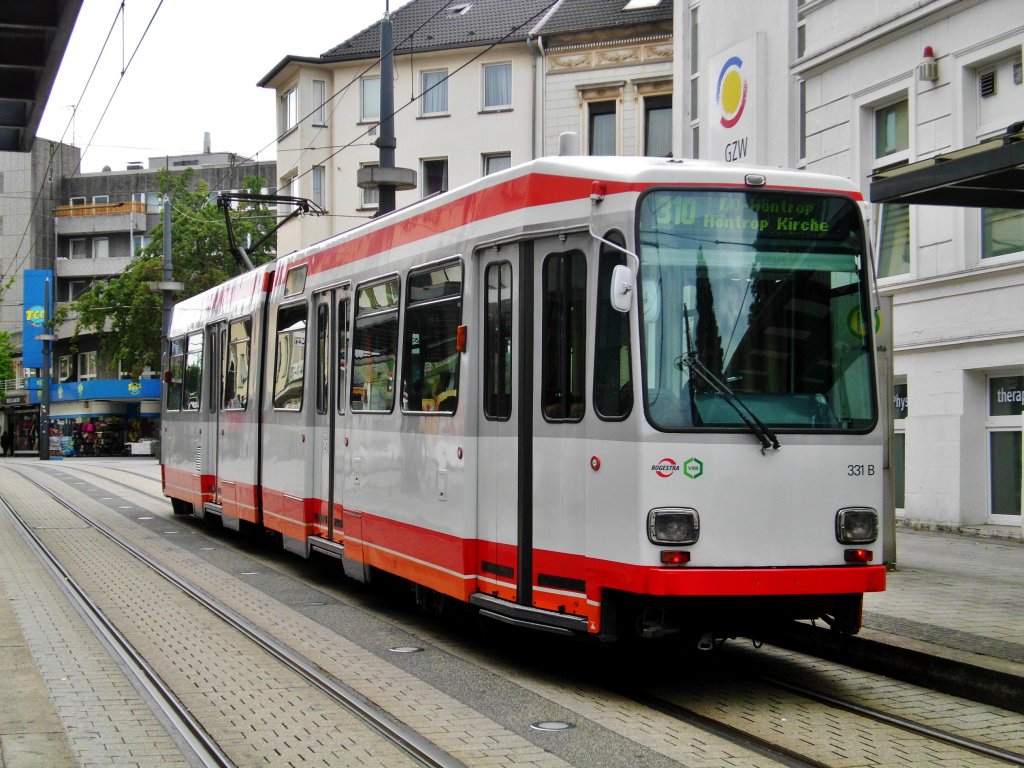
<box><xmin>647</xmin><ymin>507</ymin><xmax>700</xmax><ymax>545</ymax></box>
<box><xmin>835</xmin><ymin>507</ymin><xmax>878</xmax><ymax>544</ymax></box>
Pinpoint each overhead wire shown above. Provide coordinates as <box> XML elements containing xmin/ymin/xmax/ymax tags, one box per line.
<box><xmin>0</xmin><ymin>1</ymin><xmax>165</xmax><ymax>291</ymax></box>
<box><xmin>258</xmin><ymin>0</ymin><xmax>559</xmax><ymax>200</ymax></box>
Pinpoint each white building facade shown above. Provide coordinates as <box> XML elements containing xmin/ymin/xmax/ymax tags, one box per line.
<box><xmin>796</xmin><ymin>0</ymin><xmax>1024</xmax><ymax>530</ymax></box>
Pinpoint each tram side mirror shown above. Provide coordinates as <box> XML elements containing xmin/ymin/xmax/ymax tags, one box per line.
<box><xmin>610</xmin><ymin>264</ymin><xmax>634</xmax><ymax>313</ymax></box>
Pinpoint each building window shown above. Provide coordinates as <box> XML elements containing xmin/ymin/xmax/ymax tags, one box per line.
<box><xmin>69</xmin><ymin>196</ymin><xmax>85</xmax><ymax>206</ymax></box>
<box><xmin>401</xmin><ymin>261</ymin><xmax>463</xmax><ymax>413</ymax></box>
<box><xmin>874</xmin><ymin>99</ymin><xmax>909</xmax><ymax>162</ymax></box>
<box><xmin>588</xmin><ymin>101</ymin><xmax>617</xmax><ymax>155</ymax></box>
<box><xmin>311</xmin><ymin>165</ymin><xmax>326</xmax><ymax>208</ymax></box>
<box><xmin>78</xmin><ymin>351</ymin><xmax>97</xmax><ymax>381</ymax></box>
<box><xmin>877</xmin><ymin>204</ymin><xmax>910</xmax><ymax>278</ymax></box>
<box><xmin>987</xmin><ymin>374</ymin><xmax>1022</xmax><ymax>519</ymax></box>
<box><xmin>59</xmin><ymin>355</ymin><xmax>73</xmax><ymax>383</ymax></box>
<box><xmin>361</xmin><ymin>76</ymin><xmax>380</xmax><ymax>121</ymax></box>
<box><xmin>644</xmin><ymin>95</ymin><xmax>672</xmax><ymax>157</ymax></box>
<box><xmin>421</xmin><ymin>69</ymin><xmax>448</xmax><ymax>116</ymax></box>
<box><xmin>132</xmin><ymin>235</ymin><xmax>148</xmax><ymax>256</ymax></box>
<box><xmin>69</xmin><ymin>238</ymin><xmax>87</xmax><ymax>259</ymax></box>
<box><xmin>67</xmin><ymin>280</ymin><xmax>89</xmax><ymax>301</ymax></box>
<box><xmin>359</xmin><ymin>163</ymin><xmax>379</xmax><ymax>209</ymax></box>
<box><xmin>422</xmin><ymin>158</ymin><xmax>448</xmax><ymax>197</ymax></box>
<box><xmin>483</xmin><ymin>153</ymin><xmax>511</xmax><ymax>175</ymax></box>
<box><xmin>981</xmin><ymin>208</ymin><xmax>1024</xmax><ymax>259</ymax></box>
<box><xmin>93</xmin><ymin>237</ymin><xmax>109</xmax><ymax>259</ymax></box>
<box><xmin>92</xmin><ymin>195</ymin><xmax>109</xmax><ymax>204</ymax></box>
<box><xmin>892</xmin><ymin>380</ymin><xmax>908</xmax><ymax>510</ymax></box>
<box><xmin>482</xmin><ymin>62</ymin><xmax>511</xmax><ymax>110</ymax></box>
<box><xmin>281</xmin><ymin>87</ymin><xmax>297</xmax><ymax>133</ymax></box>
<box><xmin>312</xmin><ymin>79</ymin><xmax>326</xmax><ymax>125</ymax></box>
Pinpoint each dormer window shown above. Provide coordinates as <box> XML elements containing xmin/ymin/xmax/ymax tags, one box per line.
<box><xmin>448</xmin><ymin>3</ymin><xmax>471</xmax><ymax>17</ymax></box>
<box><xmin>623</xmin><ymin>0</ymin><xmax>662</xmax><ymax>9</ymax></box>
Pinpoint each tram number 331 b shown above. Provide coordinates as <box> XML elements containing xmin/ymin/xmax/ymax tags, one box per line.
<box><xmin>847</xmin><ymin>464</ymin><xmax>876</xmax><ymax>477</ymax></box>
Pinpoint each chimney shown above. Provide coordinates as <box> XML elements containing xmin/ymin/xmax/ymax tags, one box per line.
<box><xmin>203</xmin><ymin>132</ymin><xmax>211</xmax><ymax>154</ymax></box>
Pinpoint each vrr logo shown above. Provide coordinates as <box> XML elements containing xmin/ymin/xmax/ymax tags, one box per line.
<box><xmin>683</xmin><ymin>458</ymin><xmax>704</xmax><ymax>479</ymax></box>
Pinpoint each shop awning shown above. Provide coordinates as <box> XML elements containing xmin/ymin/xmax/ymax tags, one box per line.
<box><xmin>869</xmin><ymin>122</ymin><xmax>1024</xmax><ymax>210</ymax></box>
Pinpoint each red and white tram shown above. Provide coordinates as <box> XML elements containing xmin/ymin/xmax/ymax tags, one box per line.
<box><xmin>162</xmin><ymin>156</ymin><xmax>885</xmax><ymax>641</ymax></box>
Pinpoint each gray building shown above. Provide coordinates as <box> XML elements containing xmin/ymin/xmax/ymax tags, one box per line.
<box><xmin>2</xmin><ymin>146</ymin><xmax>275</xmax><ymax>456</ymax></box>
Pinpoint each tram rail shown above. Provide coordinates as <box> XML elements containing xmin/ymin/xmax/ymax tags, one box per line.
<box><xmin>0</xmin><ymin>464</ymin><xmax>465</xmax><ymax>768</ymax></box>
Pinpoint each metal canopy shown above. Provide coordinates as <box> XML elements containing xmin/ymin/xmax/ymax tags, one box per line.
<box><xmin>0</xmin><ymin>1</ymin><xmax>82</xmax><ymax>152</ymax></box>
<box><xmin>869</xmin><ymin>122</ymin><xmax>1024</xmax><ymax>210</ymax></box>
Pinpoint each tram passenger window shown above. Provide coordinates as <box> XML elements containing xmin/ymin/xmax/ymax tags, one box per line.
<box><xmin>402</xmin><ymin>262</ymin><xmax>462</xmax><ymax>414</ymax></box>
<box><xmin>183</xmin><ymin>333</ymin><xmax>203</xmax><ymax>411</ymax></box>
<box><xmin>351</xmin><ymin>278</ymin><xmax>399</xmax><ymax>412</ymax></box>
<box><xmin>484</xmin><ymin>261</ymin><xmax>512</xmax><ymax>420</ymax></box>
<box><xmin>223</xmin><ymin>318</ymin><xmax>251</xmax><ymax>410</ymax></box>
<box><xmin>594</xmin><ymin>233</ymin><xmax>632</xmax><ymax>419</ymax></box>
<box><xmin>273</xmin><ymin>303</ymin><xmax>307</xmax><ymax>410</ymax></box>
<box><xmin>166</xmin><ymin>337</ymin><xmax>184</xmax><ymax>411</ymax></box>
<box><xmin>542</xmin><ymin>250</ymin><xmax>586</xmax><ymax>421</ymax></box>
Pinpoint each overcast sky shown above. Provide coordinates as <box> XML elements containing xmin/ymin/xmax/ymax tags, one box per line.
<box><xmin>38</xmin><ymin>0</ymin><xmax>411</xmax><ymax>173</ymax></box>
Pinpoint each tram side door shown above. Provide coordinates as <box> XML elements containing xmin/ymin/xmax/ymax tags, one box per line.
<box><xmin>206</xmin><ymin>322</ymin><xmax>224</xmax><ymax>505</ymax></box>
<box><xmin>478</xmin><ymin>244</ymin><xmax>527</xmax><ymax>603</ymax></box>
<box><xmin>311</xmin><ymin>288</ymin><xmax>350</xmax><ymax>543</ymax></box>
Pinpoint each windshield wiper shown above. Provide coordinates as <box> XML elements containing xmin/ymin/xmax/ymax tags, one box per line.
<box><xmin>681</xmin><ymin>304</ymin><xmax>781</xmax><ymax>453</ymax></box>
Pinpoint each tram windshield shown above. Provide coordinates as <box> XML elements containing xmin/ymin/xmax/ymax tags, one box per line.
<box><xmin>638</xmin><ymin>189</ymin><xmax>876</xmax><ymax>433</ymax></box>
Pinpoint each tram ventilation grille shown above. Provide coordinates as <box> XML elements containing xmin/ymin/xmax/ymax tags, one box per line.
<box><xmin>194</xmin><ymin>445</ymin><xmax>203</xmax><ymax>473</ymax></box>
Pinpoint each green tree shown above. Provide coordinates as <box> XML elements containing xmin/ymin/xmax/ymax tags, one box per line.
<box><xmin>66</xmin><ymin>169</ymin><xmax>277</xmax><ymax>378</ymax></box>
<box><xmin>0</xmin><ymin>330</ymin><xmax>15</xmax><ymax>381</ymax></box>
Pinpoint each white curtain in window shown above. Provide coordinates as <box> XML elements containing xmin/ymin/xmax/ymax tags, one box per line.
<box><xmin>422</xmin><ymin>71</ymin><xmax>448</xmax><ymax>114</ymax></box>
<box><xmin>484</xmin><ymin>63</ymin><xmax>511</xmax><ymax>108</ymax></box>
<box><xmin>590</xmin><ymin>111</ymin><xmax>616</xmax><ymax>155</ymax></box>
<box><xmin>646</xmin><ymin>106</ymin><xmax>672</xmax><ymax>157</ymax></box>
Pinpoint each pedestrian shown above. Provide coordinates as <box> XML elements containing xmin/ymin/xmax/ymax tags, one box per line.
<box><xmin>0</xmin><ymin>429</ymin><xmax>11</xmax><ymax>457</ymax></box>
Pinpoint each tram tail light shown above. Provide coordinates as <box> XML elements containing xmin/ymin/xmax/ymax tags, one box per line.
<box><xmin>836</xmin><ymin>507</ymin><xmax>878</xmax><ymax>544</ymax></box>
<box><xmin>456</xmin><ymin>324</ymin><xmax>468</xmax><ymax>353</ymax></box>
<box><xmin>660</xmin><ymin>550</ymin><xmax>691</xmax><ymax>566</ymax></box>
<box><xmin>648</xmin><ymin>507</ymin><xmax>700</xmax><ymax>545</ymax></box>
<box><xmin>844</xmin><ymin>548</ymin><xmax>873</xmax><ymax>563</ymax></box>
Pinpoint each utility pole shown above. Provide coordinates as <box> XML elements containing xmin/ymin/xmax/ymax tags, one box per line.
<box><xmin>356</xmin><ymin>5</ymin><xmax>415</xmax><ymax>215</ymax></box>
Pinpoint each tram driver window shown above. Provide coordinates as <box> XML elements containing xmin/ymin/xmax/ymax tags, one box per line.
<box><xmin>402</xmin><ymin>261</ymin><xmax>463</xmax><ymax>413</ymax></box>
<box><xmin>542</xmin><ymin>250</ymin><xmax>586</xmax><ymax>421</ymax></box>
<box><xmin>273</xmin><ymin>303</ymin><xmax>307</xmax><ymax>410</ymax></box>
<box><xmin>594</xmin><ymin>233</ymin><xmax>632</xmax><ymax>419</ymax></box>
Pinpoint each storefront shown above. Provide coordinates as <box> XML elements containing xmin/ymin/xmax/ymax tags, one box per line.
<box><xmin>25</xmin><ymin>378</ymin><xmax>162</xmax><ymax>458</ymax></box>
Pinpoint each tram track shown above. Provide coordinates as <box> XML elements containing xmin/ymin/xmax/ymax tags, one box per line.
<box><xmin>0</xmin><ymin>465</ymin><xmax>465</xmax><ymax>768</ymax></box>
<box><xmin>18</xmin><ymin>459</ymin><xmax>1024</xmax><ymax>767</ymax></box>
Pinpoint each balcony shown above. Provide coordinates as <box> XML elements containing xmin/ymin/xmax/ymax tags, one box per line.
<box><xmin>55</xmin><ymin>201</ymin><xmax>147</xmax><ymax>236</ymax></box>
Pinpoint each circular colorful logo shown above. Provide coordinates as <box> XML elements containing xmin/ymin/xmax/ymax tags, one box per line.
<box><xmin>715</xmin><ymin>56</ymin><xmax>747</xmax><ymax>129</ymax></box>
<box><xmin>25</xmin><ymin>305</ymin><xmax>45</xmax><ymax>327</ymax></box>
